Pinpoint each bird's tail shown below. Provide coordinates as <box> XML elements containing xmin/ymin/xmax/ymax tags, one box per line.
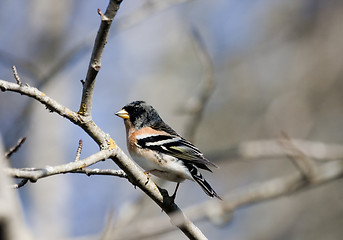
<box><xmin>187</xmin><ymin>164</ymin><xmax>222</xmax><ymax>200</ymax></box>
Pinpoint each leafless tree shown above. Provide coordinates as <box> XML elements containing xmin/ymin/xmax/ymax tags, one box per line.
<box><xmin>1</xmin><ymin>1</ymin><xmax>343</xmax><ymax>240</ymax></box>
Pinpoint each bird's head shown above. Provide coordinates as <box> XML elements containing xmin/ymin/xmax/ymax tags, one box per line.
<box><xmin>115</xmin><ymin>101</ymin><xmax>162</xmax><ymax>129</ymax></box>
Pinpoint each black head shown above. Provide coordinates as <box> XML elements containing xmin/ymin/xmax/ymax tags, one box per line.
<box><xmin>116</xmin><ymin>101</ymin><xmax>162</xmax><ymax>129</ymax></box>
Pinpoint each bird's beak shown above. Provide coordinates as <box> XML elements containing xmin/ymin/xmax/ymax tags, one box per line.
<box><xmin>115</xmin><ymin>109</ymin><xmax>130</xmax><ymax>119</ymax></box>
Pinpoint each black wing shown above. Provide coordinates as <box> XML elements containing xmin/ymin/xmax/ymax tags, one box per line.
<box><xmin>136</xmin><ymin>134</ymin><xmax>217</xmax><ymax>171</ymax></box>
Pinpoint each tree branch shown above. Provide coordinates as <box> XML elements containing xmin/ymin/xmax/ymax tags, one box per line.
<box><xmin>9</xmin><ymin>169</ymin><xmax>128</xmax><ymax>189</ymax></box>
<box><xmin>0</xmin><ymin>79</ymin><xmax>80</xmax><ymax>123</ymax></box>
<box><xmin>78</xmin><ymin>0</ymin><xmax>123</xmax><ymax>116</ymax></box>
<box><xmin>71</xmin><ymin>168</ymin><xmax>127</xmax><ymax>178</ymax></box>
<box><xmin>4</xmin><ymin>150</ymin><xmax>115</xmax><ymax>182</ymax></box>
<box><xmin>4</xmin><ymin>137</ymin><xmax>26</xmax><ymax>159</ymax></box>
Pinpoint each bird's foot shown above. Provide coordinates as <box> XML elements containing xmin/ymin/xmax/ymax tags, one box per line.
<box><xmin>170</xmin><ymin>182</ymin><xmax>180</xmax><ymax>202</ymax></box>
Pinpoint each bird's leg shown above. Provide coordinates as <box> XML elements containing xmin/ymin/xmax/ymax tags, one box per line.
<box><xmin>171</xmin><ymin>182</ymin><xmax>180</xmax><ymax>201</ymax></box>
<box><xmin>144</xmin><ymin>171</ymin><xmax>151</xmax><ymax>185</ymax></box>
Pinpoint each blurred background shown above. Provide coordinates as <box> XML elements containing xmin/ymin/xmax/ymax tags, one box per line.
<box><xmin>1</xmin><ymin>0</ymin><xmax>343</xmax><ymax>239</ymax></box>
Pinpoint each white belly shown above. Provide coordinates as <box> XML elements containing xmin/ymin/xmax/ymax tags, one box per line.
<box><xmin>129</xmin><ymin>151</ymin><xmax>193</xmax><ymax>182</ymax></box>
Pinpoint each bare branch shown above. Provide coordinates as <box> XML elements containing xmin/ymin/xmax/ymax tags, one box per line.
<box><xmin>4</xmin><ymin>137</ymin><xmax>26</xmax><ymax>159</ymax></box>
<box><xmin>9</xmin><ymin>168</ymin><xmax>127</xmax><ymax>189</ymax></box>
<box><xmin>78</xmin><ymin>0</ymin><xmax>123</xmax><ymax>116</ymax></box>
<box><xmin>5</xmin><ymin>150</ymin><xmax>115</xmax><ymax>182</ymax></box>
<box><xmin>0</xmin><ymin>80</ymin><xmax>79</xmax><ymax>121</ymax></box>
<box><xmin>71</xmin><ymin>168</ymin><xmax>127</xmax><ymax>178</ymax></box>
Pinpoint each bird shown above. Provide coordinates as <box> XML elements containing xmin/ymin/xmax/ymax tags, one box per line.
<box><xmin>115</xmin><ymin>100</ymin><xmax>221</xmax><ymax>200</ymax></box>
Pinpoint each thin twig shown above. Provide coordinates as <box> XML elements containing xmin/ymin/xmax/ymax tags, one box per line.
<box><xmin>11</xmin><ymin>179</ymin><xmax>29</xmax><ymax>189</ymax></box>
<box><xmin>4</xmin><ymin>137</ymin><xmax>26</xmax><ymax>159</ymax></box>
<box><xmin>74</xmin><ymin>139</ymin><xmax>83</xmax><ymax>162</ymax></box>
<box><xmin>12</xmin><ymin>65</ymin><xmax>22</xmax><ymax>85</ymax></box>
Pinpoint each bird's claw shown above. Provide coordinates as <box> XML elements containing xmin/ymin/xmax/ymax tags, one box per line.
<box><xmin>144</xmin><ymin>171</ymin><xmax>150</xmax><ymax>185</ymax></box>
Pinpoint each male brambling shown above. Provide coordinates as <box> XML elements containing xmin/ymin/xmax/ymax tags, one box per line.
<box><xmin>115</xmin><ymin>101</ymin><xmax>221</xmax><ymax>200</ymax></box>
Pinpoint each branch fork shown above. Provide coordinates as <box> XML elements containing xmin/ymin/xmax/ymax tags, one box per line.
<box><xmin>279</xmin><ymin>133</ymin><xmax>318</xmax><ymax>182</ymax></box>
